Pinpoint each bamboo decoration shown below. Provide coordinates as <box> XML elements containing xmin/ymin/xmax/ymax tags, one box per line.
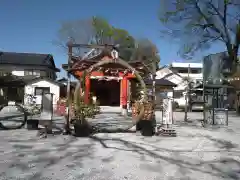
<box><xmin>132</xmin><ymin>101</ymin><xmax>154</xmax><ymax>121</ymax></box>
<box><xmin>132</xmin><ymin>101</ymin><xmax>141</xmax><ymax>118</ymax></box>
<box><xmin>142</xmin><ymin>102</ymin><xmax>154</xmax><ymax>120</ymax></box>
<box><xmin>72</xmin><ymin>57</ymin><xmax>148</xmax><ymax>127</ymax></box>
<box><xmin>66</xmin><ymin>42</ymin><xmax>149</xmax><ymax>130</ymax></box>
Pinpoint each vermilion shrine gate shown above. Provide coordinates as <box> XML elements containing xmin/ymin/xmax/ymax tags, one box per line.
<box><xmin>62</xmin><ymin>47</ymin><xmax>149</xmax><ymax>109</ymax></box>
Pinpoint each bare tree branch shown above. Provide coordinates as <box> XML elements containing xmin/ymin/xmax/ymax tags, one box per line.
<box><xmin>159</xmin><ymin>0</ymin><xmax>240</xmax><ymax>65</ymax></box>
<box><xmin>53</xmin><ymin>19</ymin><xmax>94</xmax><ymax>56</ymax></box>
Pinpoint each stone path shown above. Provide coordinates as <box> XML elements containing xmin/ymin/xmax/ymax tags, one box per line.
<box><xmin>87</xmin><ymin>107</ymin><xmax>134</xmax><ymax>131</ymax></box>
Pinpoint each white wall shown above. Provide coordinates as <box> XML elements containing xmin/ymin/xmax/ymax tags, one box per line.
<box><xmin>178</xmin><ymin>73</ymin><xmax>203</xmax><ymax>80</ymax></box>
<box><xmin>156</xmin><ymin>67</ymin><xmax>189</xmax><ymax>106</ymax></box>
<box><xmin>24</xmin><ymin>80</ymin><xmax>60</xmax><ymax>105</ymax></box>
<box><xmin>170</xmin><ymin>63</ymin><xmax>203</xmax><ymax>81</ymax></box>
<box><xmin>170</xmin><ymin>62</ymin><xmax>203</xmax><ymax>68</ymax></box>
<box><xmin>0</xmin><ymin>65</ymin><xmax>54</xmax><ymax>78</ymax></box>
<box><xmin>12</xmin><ymin>70</ymin><xmax>24</xmax><ymax>76</ymax></box>
<box><xmin>156</xmin><ymin>65</ymin><xmax>204</xmax><ymax>107</ymax></box>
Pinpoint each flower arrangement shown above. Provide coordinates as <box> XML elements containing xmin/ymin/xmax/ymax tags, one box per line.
<box><xmin>24</xmin><ymin>94</ymin><xmax>41</xmax><ymax>115</ymax></box>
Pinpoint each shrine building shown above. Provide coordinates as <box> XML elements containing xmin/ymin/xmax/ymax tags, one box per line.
<box><xmin>62</xmin><ymin>48</ymin><xmax>149</xmax><ymax>108</ymax></box>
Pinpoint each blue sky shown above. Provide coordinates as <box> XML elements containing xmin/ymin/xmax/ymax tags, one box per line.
<box><xmin>0</xmin><ymin>0</ymin><xmax>225</xmax><ymax>78</ymax></box>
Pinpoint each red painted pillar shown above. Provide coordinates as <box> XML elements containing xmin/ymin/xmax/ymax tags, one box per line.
<box><xmin>122</xmin><ymin>77</ymin><xmax>128</xmax><ymax>109</ymax></box>
<box><xmin>120</xmin><ymin>80</ymin><xmax>123</xmax><ymax>107</ymax></box>
<box><xmin>84</xmin><ymin>76</ymin><xmax>90</xmax><ymax>104</ymax></box>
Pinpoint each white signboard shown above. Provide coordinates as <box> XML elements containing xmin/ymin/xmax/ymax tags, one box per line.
<box><xmin>40</xmin><ymin>93</ymin><xmax>53</xmax><ymax>121</ymax></box>
<box><xmin>214</xmin><ymin>108</ymin><xmax>228</xmax><ymax>125</ymax></box>
<box><xmin>162</xmin><ymin>98</ymin><xmax>173</xmax><ymax>125</ymax></box>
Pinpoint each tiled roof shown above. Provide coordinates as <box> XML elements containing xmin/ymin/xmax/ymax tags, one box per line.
<box><xmin>144</xmin><ymin>78</ymin><xmax>177</xmax><ymax>87</ymax></box>
<box><xmin>0</xmin><ymin>75</ymin><xmax>61</xmax><ymax>86</ymax></box>
<box><xmin>0</xmin><ymin>51</ymin><xmax>60</xmax><ymax>72</ymax></box>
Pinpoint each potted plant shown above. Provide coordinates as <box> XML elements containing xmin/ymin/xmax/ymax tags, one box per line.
<box><xmin>132</xmin><ymin>100</ymin><xmax>154</xmax><ymax>136</ymax></box>
<box><xmin>72</xmin><ymin>90</ymin><xmax>93</xmax><ymax>137</ymax></box>
<box><xmin>73</xmin><ymin>111</ymin><xmax>92</xmax><ymax>137</ymax></box>
<box><xmin>132</xmin><ymin>101</ymin><xmax>142</xmax><ymax>131</ymax></box>
<box><xmin>140</xmin><ymin>101</ymin><xmax>154</xmax><ymax>136</ymax></box>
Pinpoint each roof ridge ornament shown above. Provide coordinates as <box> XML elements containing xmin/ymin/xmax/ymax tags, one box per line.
<box><xmin>111</xmin><ymin>49</ymin><xmax>119</xmax><ymax>59</ymax></box>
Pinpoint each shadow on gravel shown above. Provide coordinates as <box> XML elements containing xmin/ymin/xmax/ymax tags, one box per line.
<box><xmin>174</xmin><ymin>119</ymin><xmax>204</xmax><ymax>128</ymax></box>
<box><xmin>96</xmin><ymin>112</ymin><xmax>122</xmax><ymax>115</ymax></box>
<box><xmin>90</xmin><ymin>135</ymin><xmax>240</xmax><ymax>180</ymax></box>
<box><xmin>203</xmin><ymin>135</ymin><xmax>238</xmax><ymax>150</ymax></box>
<box><xmin>0</xmin><ymin>134</ymin><xmax>95</xmax><ymax>180</ymax></box>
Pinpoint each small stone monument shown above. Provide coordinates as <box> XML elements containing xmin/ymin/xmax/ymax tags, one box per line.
<box><xmin>38</xmin><ymin>93</ymin><xmax>53</xmax><ymax>138</ymax></box>
<box><xmin>156</xmin><ymin>97</ymin><xmax>176</xmax><ymax>137</ymax></box>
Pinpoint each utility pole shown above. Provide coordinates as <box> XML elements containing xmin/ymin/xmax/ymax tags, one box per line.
<box><xmin>203</xmin><ymin>64</ymin><xmax>206</xmax><ymax>126</ymax></box>
<box><xmin>184</xmin><ymin>64</ymin><xmax>190</xmax><ymax>122</ymax></box>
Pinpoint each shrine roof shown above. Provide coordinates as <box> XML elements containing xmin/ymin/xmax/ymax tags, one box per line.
<box><xmin>62</xmin><ymin>60</ymin><xmax>148</xmax><ymax>74</ymax></box>
<box><xmin>63</xmin><ymin>57</ymin><xmax>149</xmax><ymax>75</ymax></box>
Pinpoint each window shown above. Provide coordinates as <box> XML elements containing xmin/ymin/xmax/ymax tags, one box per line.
<box><xmin>40</xmin><ymin>71</ymin><xmax>47</xmax><ymax>77</ymax></box>
<box><xmin>0</xmin><ymin>71</ymin><xmax>8</xmax><ymax>76</ymax></box>
<box><xmin>25</xmin><ymin>70</ymin><xmax>40</xmax><ymax>76</ymax></box>
<box><xmin>48</xmin><ymin>72</ymin><xmax>52</xmax><ymax>79</ymax></box>
<box><xmin>174</xmin><ymin>91</ymin><xmax>183</xmax><ymax>98</ymax></box>
<box><xmin>191</xmin><ymin>69</ymin><xmax>201</xmax><ymax>74</ymax></box>
<box><xmin>33</xmin><ymin>71</ymin><xmax>40</xmax><ymax>76</ymax></box>
<box><xmin>25</xmin><ymin>70</ymin><xmax>33</xmax><ymax>75</ymax></box>
<box><xmin>178</xmin><ymin>69</ymin><xmax>188</xmax><ymax>73</ymax></box>
<box><xmin>35</xmin><ymin>87</ymin><xmax>50</xmax><ymax>96</ymax></box>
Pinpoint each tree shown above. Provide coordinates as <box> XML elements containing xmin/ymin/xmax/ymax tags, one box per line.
<box><xmin>54</xmin><ymin>19</ymin><xmax>95</xmax><ymax>56</ymax></box>
<box><xmin>54</xmin><ymin>16</ymin><xmax>135</xmax><ymax>60</ymax></box>
<box><xmin>130</xmin><ymin>38</ymin><xmax>161</xmax><ymax>126</ymax></box>
<box><xmin>112</xmin><ymin>28</ymin><xmax>136</xmax><ymax>61</ymax></box>
<box><xmin>91</xmin><ymin>16</ymin><xmax>114</xmax><ymax>45</ymax></box>
<box><xmin>159</xmin><ymin>0</ymin><xmax>240</xmax><ymax>72</ymax></box>
<box><xmin>131</xmin><ymin>38</ymin><xmax>160</xmax><ymax>72</ymax></box>
<box><xmin>54</xmin><ymin>16</ymin><xmax>161</xmax><ymax>67</ymax></box>
<box><xmin>54</xmin><ymin>16</ymin><xmax>161</xmax><ymax>64</ymax></box>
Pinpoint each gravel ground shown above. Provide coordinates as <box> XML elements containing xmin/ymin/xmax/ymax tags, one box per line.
<box><xmin>0</xmin><ymin>107</ymin><xmax>240</xmax><ymax>180</ymax></box>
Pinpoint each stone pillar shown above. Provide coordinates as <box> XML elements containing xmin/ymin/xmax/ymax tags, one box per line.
<box><xmin>84</xmin><ymin>76</ymin><xmax>91</xmax><ymax>104</ymax></box>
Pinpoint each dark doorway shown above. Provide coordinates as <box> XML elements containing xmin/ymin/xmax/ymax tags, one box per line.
<box><xmin>91</xmin><ymin>79</ymin><xmax>120</xmax><ymax>106</ymax></box>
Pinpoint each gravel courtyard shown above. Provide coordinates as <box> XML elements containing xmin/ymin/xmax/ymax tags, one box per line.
<box><xmin>0</xmin><ymin>108</ymin><xmax>240</xmax><ymax>180</ymax></box>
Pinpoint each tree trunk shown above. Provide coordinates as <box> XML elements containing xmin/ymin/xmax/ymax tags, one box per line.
<box><xmin>227</xmin><ymin>44</ymin><xmax>239</xmax><ymax>115</ymax></box>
